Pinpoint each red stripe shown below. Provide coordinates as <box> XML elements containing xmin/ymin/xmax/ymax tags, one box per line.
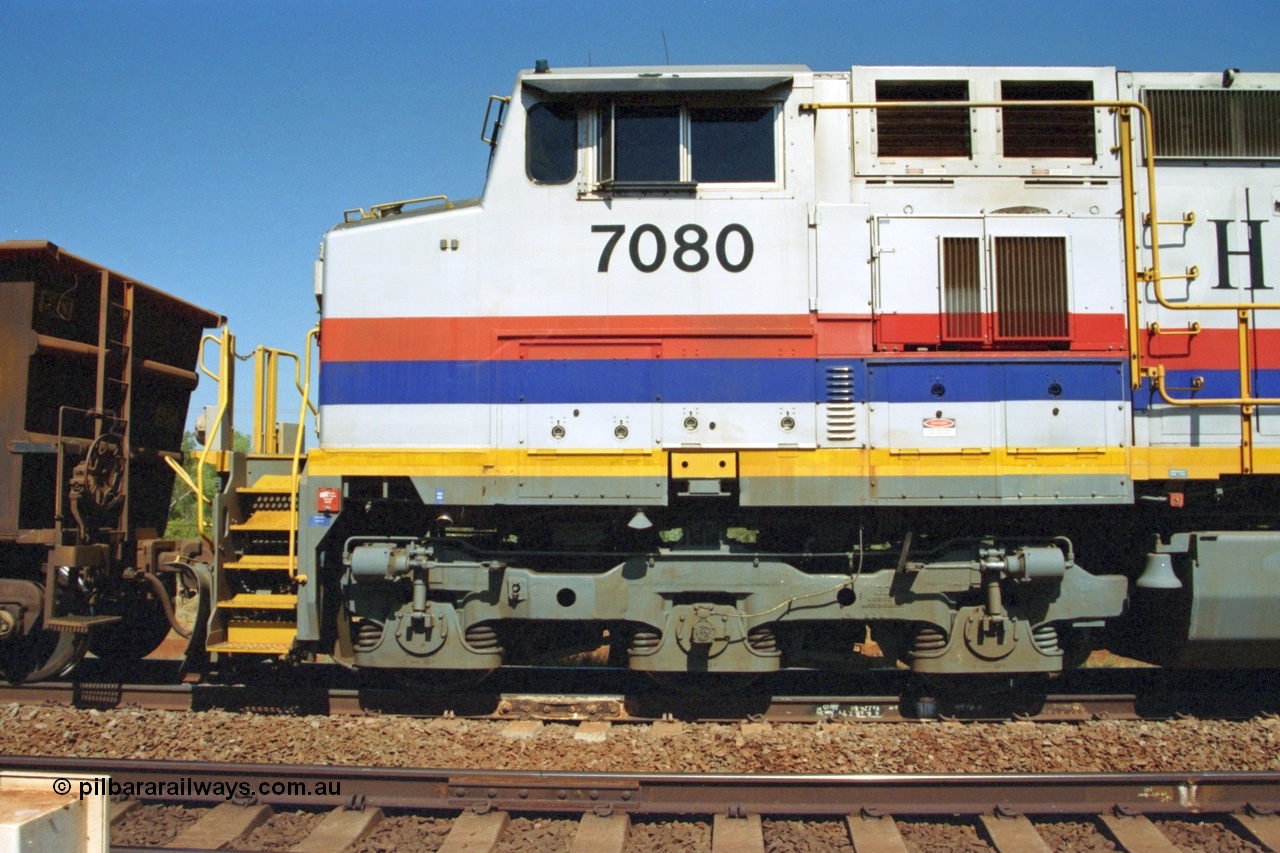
<box><xmin>1141</xmin><ymin>326</ymin><xmax>1280</xmax><ymax>370</ymax></box>
<box><xmin>320</xmin><ymin>313</ymin><xmax>1137</xmax><ymax>362</ymax></box>
<box><xmin>875</xmin><ymin>313</ymin><xmax>1125</xmax><ymax>351</ymax></box>
<box><xmin>322</xmin><ymin>314</ymin><xmax>839</xmax><ymax>362</ymax></box>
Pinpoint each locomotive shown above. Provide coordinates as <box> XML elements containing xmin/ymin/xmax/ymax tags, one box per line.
<box><xmin>6</xmin><ymin>62</ymin><xmax>1280</xmax><ymax>684</ymax></box>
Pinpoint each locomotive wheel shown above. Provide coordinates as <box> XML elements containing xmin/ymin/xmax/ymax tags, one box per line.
<box><xmin>0</xmin><ymin>628</ymin><xmax>89</xmax><ymax>683</ymax></box>
<box><xmin>88</xmin><ymin>583</ymin><xmax>175</xmax><ymax>663</ymax></box>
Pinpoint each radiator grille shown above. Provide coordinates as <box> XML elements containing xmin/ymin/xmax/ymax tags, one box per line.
<box><xmin>941</xmin><ymin>237</ymin><xmax>983</xmax><ymax>341</ymax></box>
<box><xmin>993</xmin><ymin>237</ymin><xmax>1070</xmax><ymax>340</ymax></box>
<box><xmin>1145</xmin><ymin>89</ymin><xmax>1280</xmax><ymax>159</ymax></box>
<box><xmin>824</xmin><ymin>365</ymin><xmax>857</xmax><ymax>443</ymax></box>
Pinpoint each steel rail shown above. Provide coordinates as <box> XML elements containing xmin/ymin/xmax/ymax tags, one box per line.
<box><xmin>5</xmin><ymin>676</ymin><xmax>1278</xmax><ymax>723</ymax></box>
<box><xmin>5</xmin><ymin>755</ymin><xmax>1280</xmax><ymax>817</ymax></box>
<box><xmin>0</xmin><ymin>680</ymin><xmax>1161</xmax><ymax>722</ymax></box>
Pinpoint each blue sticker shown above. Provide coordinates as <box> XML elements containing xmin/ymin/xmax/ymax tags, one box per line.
<box><xmin>308</xmin><ymin>514</ymin><xmax>332</xmax><ymax>527</ymax></box>
<box><xmin>435</xmin><ymin>489</ymin><xmax>446</xmax><ymax>504</ymax></box>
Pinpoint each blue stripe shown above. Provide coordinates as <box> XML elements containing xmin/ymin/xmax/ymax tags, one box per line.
<box><xmin>320</xmin><ymin>358</ymin><xmax>1130</xmax><ymax>406</ymax></box>
<box><xmin>867</xmin><ymin>360</ymin><xmax>1127</xmax><ymax>404</ymax></box>
<box><xmin>1134</xmin><ymin>369</ymin><xmax>1280</xmax><ymax>411</ymax></box>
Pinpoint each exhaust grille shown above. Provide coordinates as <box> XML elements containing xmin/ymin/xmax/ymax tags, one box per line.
<box><xmin>941</xmin><ymin>237</ymin><xmax>983</xmax><ymax>341</ymax></box>
<box><xmin>824</xmin><ymin>365</ymin><xmax>857</xmax><ymax>443</ymax></box>
<box><xmin>993</xmin><ymin>236</ymin><xmax>1070</xmax><ymax>340</ymax></box>
<box><xmin>1146</xmin><ymin>89</ymin><xmax>1280</xmax><ymax>159</ymax></box>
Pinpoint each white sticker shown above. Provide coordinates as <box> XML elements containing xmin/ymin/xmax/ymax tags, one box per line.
<box><xmin>923</xmin><ymin>417</ymin><xmax>956</xmax><ymax>437</ymax></box>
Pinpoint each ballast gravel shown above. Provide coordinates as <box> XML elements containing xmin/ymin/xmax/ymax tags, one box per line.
<box><xmin>2</xmin><ymin>704</ymin><xmax>1278</xmax><ymax>775</ymax></box>
<box><xmin>108</xmin><ymin>803</ymin><xmax>205</xmax><ymax>847</ymax></box>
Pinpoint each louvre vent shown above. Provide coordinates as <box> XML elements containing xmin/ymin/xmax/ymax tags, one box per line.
<box><xmin>875</xmin><ymin>80</ymin><xmax>971</xmax><ymax>158</ymax></box>
<box><xmin>1001</xmin><ymin>80</ymin><xmax>1096</xmax><ymax>159</ymax></box>
<box><xmin>1145</xmin><ymin>89</ymin><xmax>1280</xmax><ymax>159</ymax></box>
<box><xmin>824</xmin><ymin>365</ymin><xmax>857</xmax><ymax>443</ymax></box>
<box><xmin>993</xmin><ymin>236</ymin><xmax>1070</xmax><ymax>340</ymax></box>
<box><xmin>941</xmin><ymin>236</ymin><xmax>983</xmax><ymax>341</ymax></box>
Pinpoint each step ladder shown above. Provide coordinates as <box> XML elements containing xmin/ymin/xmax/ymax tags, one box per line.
<box><xmin>193</xmin><ymin>327</ymin><xmax>318</xmax><ymax>660</ymax></box>
<box><xmin>206</xmin><ymin>470</ymin><xmax>300</xmax><ymax>656</ymax></box>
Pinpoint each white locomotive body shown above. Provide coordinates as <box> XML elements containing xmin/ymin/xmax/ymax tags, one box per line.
<box><xmin>210</xmin><ymin>64</ymin><xmax>1280</xmax><ymax>678</ymax></box>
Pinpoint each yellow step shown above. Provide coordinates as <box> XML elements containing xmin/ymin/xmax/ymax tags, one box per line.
<box><xmin>206</xmin><ymin>641</ymin><xmax>294</xmax><ymax>656</ymax></box>
<box><xmin>224</xmin><ymin>554</ymin><xmax>294</xmax><ymax>571</ymax></box>
<box><xmin>237</xmin><ymin>474</ymin><xmax>296</xmax><ymax>495</ymax></box>
<box><xmin>219</xmin><ymin>620</ymin><xmax>297</xmax><ymax>649</ymax></box>
<box><xmin>221</xmin><ymin>593</ymin><xmax>298</xmax><ymax>610</ymax></box>
<box><xmin>230</xmin><ymin>510</ymin><xmax>292</xmax><ymax>532</ymax></box>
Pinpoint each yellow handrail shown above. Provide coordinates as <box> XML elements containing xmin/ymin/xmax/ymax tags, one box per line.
<box><xmin>800</xmin><ymin>98</ymin><xmax>1164</xmax><ymax>386</ymax></box>
<box><xmin>248</xmin><ymin>345</ymin><xmax>320</xmax><ymax>454</ymax></box>
<box><xmin>163</xmin><ymin>455</ymin><xmax>210</xmax><ymax>546</ymax></box>
<box><xmin>194</xmin><ymin>327</ymin><xmax>235</xmax><ymax>546</ymax></box>
<box><xmin>801</xmin><ymin>97</ymin><xmax>1274</xmax><ymax>420</ymax></box>
<box><xmin>287</xmin><ymin>326</ymin><xmax>319</xmax><ymax>585</ymax></box>
<box><xmin>197</xmin><ymin>332</ymin><xmax>223</xmax><ymax>384</ymax></box>
<box><xmin>1148</xmin><ymin>322</ymin><xmax>1201</xmax><ymax>336</ymax></box>
<box><xmin>343</xmin><ymin>195</ymin><xmax>454</xmax><ymax>223</ymax></box>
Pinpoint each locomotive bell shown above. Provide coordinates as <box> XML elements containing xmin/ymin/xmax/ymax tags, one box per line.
<box><xmin>1136</xmin><ymin>552</ymin><xmax>1183</xmax><ymax>589</ymax></box>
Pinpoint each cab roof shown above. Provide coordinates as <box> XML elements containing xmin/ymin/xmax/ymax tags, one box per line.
<box><xmin>520</xmin><ymin>64</ymin><xmax>808</xmax><ymax>95</ymax></box>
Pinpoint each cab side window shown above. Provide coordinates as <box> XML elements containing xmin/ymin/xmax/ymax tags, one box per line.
<box><xmin>690</xmin><ymin>106</ymin><xmax>776</xmax><ymax>182</ymax></box>
<box><xmin>615</xmin><ymin>105</ymin><xmax>681</xmax><ymax>181</ymax></box>
<box><xmin>598</xmin><ymin>100</ymin><xmax>779</xmax><ymax>188</ymax></box>
<box><xmin>526</xmin><ymin>102</ymin><xmax>578</xmax><ymax>184</ymax></box>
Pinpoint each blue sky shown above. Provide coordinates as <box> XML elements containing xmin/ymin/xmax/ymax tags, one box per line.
<box><xmin>4</xmin><ymin>0</ymin><xmax>1277</xmax><ymax>432</ymax></box>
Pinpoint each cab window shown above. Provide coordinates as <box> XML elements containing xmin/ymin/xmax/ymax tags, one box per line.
<box><xmin>615</xmin><ymin>105</ymin><xmax>681</xmax><ymax>181</ymax></box>
<box><xmin>690</xmin><ymin>106</ymin><xmax>776</xmax><ymax>182</ymax></box>
<box><xmin>526</xmin><ymin>102</ymin><xmax>578</xmax><ymax>184</ymax></box>
<box><xmin>598</xmin><ymin>100</ymin><xmax>778</xmax><ymax>187</ymax></box>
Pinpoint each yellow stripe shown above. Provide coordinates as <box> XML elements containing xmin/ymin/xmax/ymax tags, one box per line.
<box><xmin>741</xmin><ymin>448</ymin><xmax>1129</xmax><ymax>477</ymax></box>
<box><xmin>305</xmin><ymin>447</ymin><xmax>667</xmax><ymax>477</ymax></box>
<box><xmin>1128</xmin><ymin>447</ymin><xmax>1280</xmax><ymax>479</ymax></box>
<box><xmin>306</xmin><ymin>446</ymin><xmax>1280</xmax><ymax>482</ymax></box>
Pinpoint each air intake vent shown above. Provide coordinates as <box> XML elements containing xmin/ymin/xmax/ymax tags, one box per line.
<box><xmin>875</xmin><ymin>80</ymin><xmax>971</xmax><ymax>158</ymax></box>
<box><xmin>1001</xmin><ymin>80</ymin><xmax>1096</xmax><ymax>159</ymax></box>
<box><xmin>993</xmin><ymin>236</ymin><xmax>1070</xmax><ymax>341</ymax></box>
<box><xmin>941</xmin><ymin>236</ymin><xmax>983</xmax><ymax>341</ymax></box>
<box><xmin>824</xmin><ymin>365</ymin><xmax>857</xmax><ymax>443</ymax></box>
<box><xmin>1145</xmin><ymin>89</ymin><xmax>1280</xmax><ymax>159</ymax></box>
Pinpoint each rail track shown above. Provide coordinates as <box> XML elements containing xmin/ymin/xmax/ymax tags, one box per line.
<box><xmin>7</xmin><ymin>755</ymin><xmax>1280</xmax><ymax>852</ymax></box>
<box><xmin>0</xmin><ymin>681</ymin><xmax>1194</xmax><ymax>724</ymax></box>
<box><xmin>3</xmin><ymin>663</ymin><xmax>1279</xmax><ymax>724</ymax></box>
